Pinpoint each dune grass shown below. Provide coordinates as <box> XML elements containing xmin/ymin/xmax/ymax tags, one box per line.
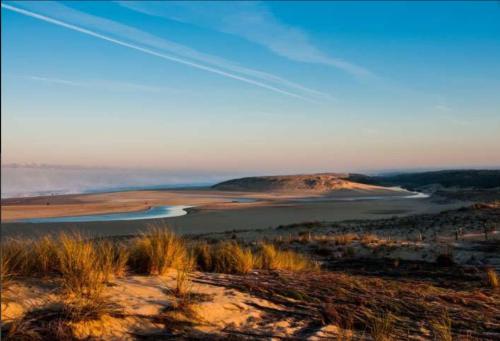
<box><xmin>29</xmin><ymin>235</ymin><xmax>59</xmax><ymax>277</ymax></box>
<box><xmin>191</xmin><ymin>241</ymin><xmax>255</xmax><ymax>274</ymax></box>
<box><xmin>1</xmin><ymin>233</ymin><xmax>124</xmax><ymax>340</ymax></box>
<box><xmin>430</xmin><ymin>310</ymin><xmax>452</xmax><ymax>341</ymax></box>
<box><xmin>369</xmin><ymin>311</ymin><xmax>395</xmax><ymax>341</ymax></box>
<box><xmin>95</xmin><ymin>240</ymin><xmax>129</xmax><ymax>283</ymax></box>
<box><xmin>56</xmin><ymin>233</ymin><xmax>104</xmax><ymax>299</ymax></box>
<box><xmin>486</xmin><ymin>268</ymin><xmax>499</xmax><ymax>289</ymax></box>
<box><xmin>258</xmin><ymin>243</ymin><xmax>318</xmax><ymax>271</ymax></box>
<box><xmin>191</xmin><ymin>240</ymin><xmax>317</xmax><ymax>274</ymax></box>
<box><xmin>129</xmin><ymin>225</ymin><xmax>188</xmax><ymax>275</ymax></box>
<box><xmin>1</xmin><ymin>239</ymin><xmax>23</xmax><ymax>291</ymax></box>
<box><xmin>211</xmin><ymin>241</ymin><xmax>255</xmax><ymax>274</ymax></box>
<box><xmin>0</xmin><ymin>232</ymin><xmax>130</xmax><ymax>302</ymax></box>
<box><xmin>333</xmin><ymin>233</ymin><xmax>358</xmax><ymax>246</ymax></box>
<box><xmin>2</xmin><ymin>226</ymin><xmax>317</xmax><ymax>282</ymax></box>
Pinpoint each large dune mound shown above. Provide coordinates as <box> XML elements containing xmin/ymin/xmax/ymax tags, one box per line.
<box><xmin>212</xmin><ymin>173</ymin><xmax>394</xmax><ymax>193</ymax></box>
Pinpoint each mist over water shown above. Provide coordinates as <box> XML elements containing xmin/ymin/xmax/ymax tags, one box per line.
<box><xmin>1</xmin><ymin>165</ymin><xmax>230</xmax><ymax>198</ymax></box>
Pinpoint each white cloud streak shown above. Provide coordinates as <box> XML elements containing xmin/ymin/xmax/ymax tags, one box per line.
<box><xmin>2</xmin><ymin>2</ymin><xmax>326</xmax><ymax>101</ymax></box>
<box><xmin>118</xmin><ymin>1</ymin><xmax>373</xmax><ymax>79</ymax></box>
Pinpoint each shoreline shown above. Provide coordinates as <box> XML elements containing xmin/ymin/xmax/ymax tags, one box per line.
<box><xmin>1</xmin><ymin>186</ymin><xmax>425</xmax><ymax>223</ymax></box>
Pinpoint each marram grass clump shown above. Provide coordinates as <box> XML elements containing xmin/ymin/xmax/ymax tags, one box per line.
<box><xmin>1</xmin><ymin>227</ymin><xmax>318</xmax><ymax>285</ymax></box>
<box><xmin>129</xmin><ymin>225</ymin><xmax>189</xmax><ymax>275</ymax></box>
<box><xmin>191</xmin><ymin>240</ymin><xmax>318</xmax><ymax>274</ymax></box>
<box><xmin>258</xmin><ymin>243</ymin><xmax>318</xmax><ymax>271</ymax></box>
<box><xmin>0</xmin><ymin>232</ymin><xmax>128</xmax><ymax>297</ymax></box>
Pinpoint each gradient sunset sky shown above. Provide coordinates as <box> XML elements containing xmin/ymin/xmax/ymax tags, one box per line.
<box><xmin>2</xmin><ymin>1</ymin><xmax>500</xmax><ymax>174</ymax></box>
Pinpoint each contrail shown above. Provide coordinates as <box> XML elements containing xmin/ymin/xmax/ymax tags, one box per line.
<box><xmin>2</xmin><ymin>3</ymin><xmax>311</xmax><ymax>101</ymax></box>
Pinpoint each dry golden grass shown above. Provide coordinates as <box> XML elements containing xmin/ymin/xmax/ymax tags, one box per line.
<box><xmin>369</xmin><ymin>311</ymin><xmax>394</xmax><ymax>341</ymax></box>
<box><xmin>191</xmin><ymin>240</ymin><xmax>317</xmax><ymax>274</ymax></box>
<box><xmin>2</xmin><ymin>297</ymin><xmax>120</xmax><ymax>341</ymax></box>
<box><xmin>2</xmin><ymin>234</ymin><xmax>122</xmax><ymax>339</ymax></box>
<box><xmin>28</xmin><ymin>235</ymin><xmax>59</xmax><ymax>277</ymax></box>
<box><xmin>95</xmin><ymin>240</ymin><xmax>128</xmax><ymax>283</ymax></box>
<box><xmin>333</xmin><ymin>233</ymin><xmax>358</xmax><ymax>245</ymax></box>
<box><xmin>430</xmin><ymin>310</ymin><xmax>452</xmax><ymax>341</ymax></box>
<box><xmin>486</xmin><ymin>268</ymin><xmax>499</xmax><ymax>289</ymax></box>
<box><xmin>211</xmin><ymin>241</ymin><xmax>255</xmax><ymax>274</ymax></box>
<box><xmin>191</xmin><ymin>241</ymin><xmax>213</xmax><ymax>272</ymax></box>
<box><xmin>129</xmin><ymin>224</ymin><xmax>188</xmax><ymax>275</ymax></box>
<box><xmin>258</xmin><ymin>243</ymin><xmax>318</xmax><ymax>271</ymax></box>
<box><xmin>1</xmin><ymin>233</ymin><xmax>126</xmax><ymax>301</ymax></box>
<box><xmin>361</xmin><ymin>233</ymin><xmax>380</xmax><ymax>246</ymax></box>
<box><xmin>1</xmin><ymin>238</ymin><xmax>28</xmax><ymax>281</ymax></box>
<box><xmin>173</xmin><ymin>255</ymin><xmax>194</xmax><ymax>298</ymax></box>
<box><xmin>56</xmin><ymin>233</ymin><xmax>104</xmax><ymax>299</ymax></box>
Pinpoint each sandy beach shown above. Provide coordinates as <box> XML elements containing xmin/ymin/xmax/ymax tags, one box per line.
<box><xmin>1</xmin><ymin>187</ymin><xmax>465</xmax><ymax>237</ymax></box>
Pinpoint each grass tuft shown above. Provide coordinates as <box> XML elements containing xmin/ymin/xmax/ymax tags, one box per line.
<box><xmin>485</xmin><ymin>267</ymin><xmax>499</xmax><ymax>289</ymax></box>
<box><xmin>258</xmin><ymin>243</ymin><xmax>318</xmax><ymax>271</ymax></box>
<box><xmin>129</xmin><ymin>224</ymin><xmax>188</xmax><ymax>275</ymax></box>
<box><xmin>56</xmin><ymin>233</ymin><xmax>104</xmax><ymax>299</ymax></box>
<box><xmin>211</xmin><ymin>241</ymin><xmax>255</xmax><ymax>274</ymax></box>
<box><xmin>369</xmin><ymin>311</ymin><xmax>394</xmax><ymax>341</ymax></box>
<box><xmin>191</xmin><ymin>240</ymin><xmax>317</xmax><ymax>274</ymax></box>
<box><xmin>1</xmin><ymin>238</ymin><xmax>28</xmax><ymax>282</ymax></box>
<box><xmin>430</xmin><ymin>310</ymin><xmax>452</xmax><ymax>341</ymax></box>
<box><xmin>96</xmin><ymin>240</ymin><xmax>129</xmax><ymax>283</ymax></box>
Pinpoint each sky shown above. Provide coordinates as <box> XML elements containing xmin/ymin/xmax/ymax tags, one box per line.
<box><xmin>2</xmin><ymin>1</ymin><xmax>500</xmax><ymax>176</ymax></box>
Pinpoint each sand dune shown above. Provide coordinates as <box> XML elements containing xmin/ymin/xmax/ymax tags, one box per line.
<box><xmin>212</xmin><ymin>173</ymin><xmax>395</xmax><ymax>193</ymax></box>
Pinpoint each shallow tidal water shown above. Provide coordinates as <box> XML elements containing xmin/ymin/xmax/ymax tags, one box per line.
<box><xmin>16</xmin><ymin>205</ymin><xmax>192</xmax><ymax>223</ymax></box>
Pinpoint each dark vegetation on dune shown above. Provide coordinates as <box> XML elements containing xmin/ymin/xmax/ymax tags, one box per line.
<box><xmin>212</xmin><ymin>169</ymin><xmax>500</xmax><ymax>193</ymax></box>
<box><xmin>349</xmin><ymin>169</ymin><xmax>500</xmax><ymax>190</ymax></box>
<box><xmin>212</xmin><ymin>173</ymin><xmax>349</xmax><ymax>192</ymax></box>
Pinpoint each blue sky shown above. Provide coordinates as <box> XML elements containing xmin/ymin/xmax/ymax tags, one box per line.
<box><xmin>2</xmin><ymin>1</ymin><xmax>500</xmax><ymax>174</ymax></box>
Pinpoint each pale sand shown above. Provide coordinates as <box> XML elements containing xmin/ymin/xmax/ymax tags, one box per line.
<box><xmin>2</xmin><ymin>271</ymin><xmax>300</xmax><ymax>340</ymax></box>
<box><xmin>1</xmin><ymin>186</ymin><xmax>413</xmax><ymax>221</ymax></box>
<box><xmin>1</xmin><ymin>187</ymin><xmax>466</xmax><ymax>237</ymax></box>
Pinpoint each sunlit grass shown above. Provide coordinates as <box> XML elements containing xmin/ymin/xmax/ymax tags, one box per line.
<box><xmin>191</xmin><ymin>240</ymin><xmax>317</xmax><ymax>274</ymax></box>
<box><xmin>486</xmin><ymin>268</ymin><xmax>499</xmax><ymax>289</ymax></box>
<box><xmin>258</xmin><ymin>243</ymin><xmax>318</xmax><ymax>271</ymax></box>
<box><xmin>56</xmin><ymin>233</ymin><xmax>104</xmax><ymax>298</ymax></box>
<box><xmin>369</xmin><ymin>311</ymin><xmax>395</xmax><ymax>341</ymax></box>
<box><xmin>430</xmin><ymin>310</ymin><xmax>452</xmax><ymax>341</ymax></box>
<box><xmin>211</xmin><ymin>241</ymin><xmax>255</xmax><ymax>274</ymax></box>
<box><xmin>129</xmin><ymin>224</ymin><xmax>188</xmax><ymax>275</ymax></box>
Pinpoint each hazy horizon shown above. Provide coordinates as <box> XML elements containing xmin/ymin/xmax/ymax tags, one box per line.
<box><xmin>2</xmin><ymin>1</ymin><xmax>500</xmax><ymax>173</ymax></box>
<box><xmin>3</xmin><ymin>163</ymin><xmax>499</xmax><ymax>199</ymax></box>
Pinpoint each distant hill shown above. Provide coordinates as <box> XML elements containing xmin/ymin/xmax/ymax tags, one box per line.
<box><xmin>348</xmin><ymin>170</ymin><xmax>500</xmax><ymax>190</ymax></box>
<box><xmin>213</xmin><ymin>170</ymin><xmax>500</xmax><ymax>193</ymax></box>
<box><xmin>212</xmin><ymin>173</ymin><xmax>391</xmax><ymax>193</ymax></box>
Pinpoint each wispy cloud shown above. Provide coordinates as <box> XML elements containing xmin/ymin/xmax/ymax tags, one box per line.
<box><xmin>434</xmin><ymin>104</ymin><xmax>452</xmax><ymax>112</ymax></box>
<box><xmin>118</xmin><ymin>1</ymin><xmax>373</xmax><ymax>79</ymax></box>
<box><xmin>2</xmin><ymin>2</ymin><xmax>328</xmax><ymax>102</ymax></box>
<box><xmin>27</xmin><ymin>75</ymin><xmax>173</xmax><ymax>93</ymax></box>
